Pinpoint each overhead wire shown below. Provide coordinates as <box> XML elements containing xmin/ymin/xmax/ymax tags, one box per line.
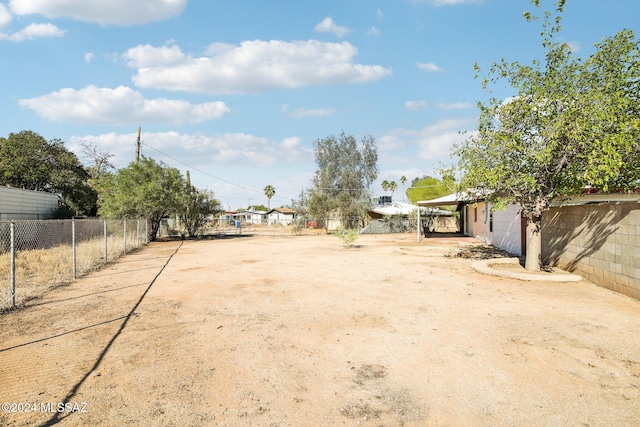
<box><xmin>139</xmin><ymin>140</ymin><xmax>446</xmax><ymax>202</ymax></box>
<box><xmin>140</xmin><ymin>141</ymin><xmax>292</xmax><ymax>202</ymax></box>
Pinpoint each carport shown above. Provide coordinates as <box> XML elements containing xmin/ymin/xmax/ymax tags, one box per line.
<box><xmin>416</xmin><ymin>192</ymin><xmax>472</xmax><ymax>241</ymax></box>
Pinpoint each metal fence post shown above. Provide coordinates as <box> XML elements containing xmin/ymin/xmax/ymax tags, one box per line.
<box><xmin>123</xmin><ymin>219</ymin><xmax>127</xmax><ymax>253</ymax></box>
<box><xmin>72</xmin><ymin>219</ymin><xmax>77</xmax><ymax>279</ymax></box>
<box><xmin>103</xmin><ymin>219</ymin><xmax>108</xmax><ymax>263</ymax></box>
<box><xmin>9</xmin><ymin>222</ymin><xmax>15</xmax><ymax>308</ymax></box>
<box><xmin>137</xmin><ymin>219</ymin><xmax>140</xmax><ymax>248</ymax></box>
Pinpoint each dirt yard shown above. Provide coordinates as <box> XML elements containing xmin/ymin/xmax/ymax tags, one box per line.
<box><xmin>1</xmin><ymin>233</ymin><xmax>639</xmax><ymax>426</ymax></box>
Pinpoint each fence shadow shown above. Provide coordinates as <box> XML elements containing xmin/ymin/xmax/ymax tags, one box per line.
<box><xmin>38</xmin><ymin>241</ymin><xmax>183</xmax><ymax>426</ymax></box>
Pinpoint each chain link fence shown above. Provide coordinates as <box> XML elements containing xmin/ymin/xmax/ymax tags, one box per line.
<box><xmin>1</xmin><ymin>218</ymin><xmax>148</xmax><ymax>311</ymax></box>
<box><xmin>194</xmin><ymin>216</ymin><xmax>422</xmax><ymax>237</ymax></box>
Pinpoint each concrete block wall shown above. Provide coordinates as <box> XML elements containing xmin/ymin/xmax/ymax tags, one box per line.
<box><xmin>542</xmin><ymin>201</ymin><xmax>640</xmax><ymax>300</ymax></box>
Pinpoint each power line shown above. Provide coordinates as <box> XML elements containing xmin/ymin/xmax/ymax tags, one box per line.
<box><xmin>139</xmin><ymin>141</ymin><xmax>291</xmax><ymax>202</ymax></box>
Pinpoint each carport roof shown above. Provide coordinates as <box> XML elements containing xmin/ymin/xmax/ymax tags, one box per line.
<box><xmin>417</xmin><ymin>192</ymin><xmax>472</xmax><ymax>207</ymax></box>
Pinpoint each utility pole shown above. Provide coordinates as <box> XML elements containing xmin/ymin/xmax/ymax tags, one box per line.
<box><xmin>135</xmin><ymin>127</ymin><xmax>141</xmax><ymax>164</ymax></box>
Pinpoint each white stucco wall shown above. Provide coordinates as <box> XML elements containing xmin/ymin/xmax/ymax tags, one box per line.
<box><xmin>490</xmin><ymin>204</ymin><xmax>523</xmax><ymax>256</ymax></box>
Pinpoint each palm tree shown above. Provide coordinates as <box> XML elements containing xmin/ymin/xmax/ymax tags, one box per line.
<box><xmin>400</xmin><ymin>176</ymin><xmax>407</xmax><ymax>202</ymax></box>
<box><xmin>381</xmin><ymin>180</ymin><xmax>390</xmax><ymax>194</ymax></box>
<box><xmin>389</xmin><ymin>181</ymin><xmax>397</xmax><ymax>201</ymax></box>
<box><xmin>264</xmin><ymin>185</ymin><xmax>275</xmax><ymax>210</ymax></box>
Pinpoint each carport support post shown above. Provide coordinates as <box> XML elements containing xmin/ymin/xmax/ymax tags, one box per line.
<box><xmin>417</xmin><ymin>205</ymin><xmax>421</xmax><ymax>242</ymax></box>
<box><xmin>9</xmin><ymin>222</ymin><xmax>15</xmax><ymax>308</ymax></box>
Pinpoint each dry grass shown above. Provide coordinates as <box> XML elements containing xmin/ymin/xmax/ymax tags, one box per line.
<box><xmin>0</xmin><ymin>234</ymin><xmax>140</xmax><ymax>312</ymax></box>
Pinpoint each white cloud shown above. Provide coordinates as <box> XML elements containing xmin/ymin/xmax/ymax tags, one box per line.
<box><xmin>121</xmin><ymin>44</ymin><xmax>186</xmax><ymax>67</ymax></box>
<box><xmin>0</xmin><ymin>23</ymin><xmax>65</xmax><ymax>41</ymax></box>
<box><xmin>367</xmin><ymin>26</ymin><xmax>381</xmax><ymax>37</ymax></box>
<box><xmin>437</xmin><ymin>102</ymin><xmax>473</xmax><ymax>110</ymax></box>
<box><xmin>0</xmin><ymin>4</ymin><xmax>12</xmax><ymax>29</ymax></box>
<box><xmin>8</xmin><ymin>0</ymin><xmax>187</xmax><ymax>26</ymax></box>
<box><xmin>416</xmin><ymin>62</ymin><xmax>444</xmax><ymax>72</ymax></box>
<box><xmin>381</xmin><ymin>117</ymin><xmax>476</xmax><ymax>161</ymax></box>
<box><xmin>405</xmin><ymin>100</ymin><xmax>427</xmax><ymax>111</ymax></box>
<box><xmin>84</xmin><ymin>52</ymin><xmax>95</xmax><ymax>63</ymax></box>
<box><xmin>566</xmin><ymin>41</ymin><xmax>580</xmax><ymax>52</ymax></box>
<box><xmin>69</xmin><ymin>131</ymin><xmax>307</xmax><ymax>169</ymax></box>
<box><xmin>378</xmin><ymin>134</ymin><xmax>406</xmax><ymax>152</ymax></box>
<box><xmin>314</xmin><ymin>17</ymin><xmax>350</xmax><ymax>38</ymax></box>
<box><xmin>126</xmin><ymin>41</ymin><xmax>392</xmax><ymax>95</ymax></box>
<box><xmin>415</xmin><ymin>118</ymin><xmax>476</xmax><ymax>159</ymax></box>
<box><xmin>286</xmin><ymin>107</ymin><xmax>335</xmax><ymax>118</ymax></box>
<box><xmin>376</xmin><ymin>9</ymin><xmax>384</xmax><ymax>20</ymax></box>
<box><xmin>19</xmin><ymin>85</ymin><xmax>231</xmax><ymax>125</ymax></box>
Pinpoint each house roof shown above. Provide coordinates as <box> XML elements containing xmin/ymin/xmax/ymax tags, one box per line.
<box><xmin>370</xmin><ymin>202</ymin><xmax>417</xmax><ymax>216</ymax></box>
<box><xmin>239</xmin><ymin>209</ymin><xmax>267</xmax><ymax>215</ymax></box>
<box><xmin>550</xmin><ymin>192</ymin><xmax>640</xmax><ymax>206</ymax></box>
<box><xmin>417</xmin><ymin>192</ymin><xmax>471</xmax><ymax>207</ymax></box>
<box><xmin>369</xmin><ymin>202</ymin><xmax>453</xmax><ymax>217</ymax></box>
<box><xmin>267</xmin><ymin>207</ymin><xmax>295</xmax><ymax>214</ymax></box>
<box><xmin>418</xmin><ymin>191</ymin><xmax>640</xmax><ymax>208</ymax></box>
<box><xmin>416</xmin><ymin>189</ymin><xmax>494</xmax><ymax>207</ymax></box>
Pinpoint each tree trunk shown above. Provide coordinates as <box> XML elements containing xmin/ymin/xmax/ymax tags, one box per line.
<box><xmin>524</xmin><ymin>215</ymin><xmax>542</xmax><ymax>271</ymax></box>
<box><xmin>148</xmin><ymin>218</ymin><xmax>161</xmax><ymax>242</ymax></box>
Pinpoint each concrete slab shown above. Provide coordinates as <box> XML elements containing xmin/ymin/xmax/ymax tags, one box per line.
<box><xmin>472</xmin><ymin>257</ymin><xmax>582</xmax><ymax>282</ymax></box>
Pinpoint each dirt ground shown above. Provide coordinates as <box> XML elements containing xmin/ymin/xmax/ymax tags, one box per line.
<box><xmin>1</xmin><ymin>232</ymin><xmax>639</xmax><ymax>426</ymax></box>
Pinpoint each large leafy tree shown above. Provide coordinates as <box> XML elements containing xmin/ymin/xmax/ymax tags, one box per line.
<box><xmin>309</xmin><ymin>132</ymin><xmax>378</xmax><ymax>229</ymax></box>
<box><xmin>180</xmin><ymin>171</ymin><xmax>224</xmax><ymax>237</ymax></box>
<box><xmin>0</xmin><ymin>130</ymin><xmax>96</xmax><ymax>216</ymax></box>
<box><xmin>454</xmin><ymin>0</ymin><xmax>640</xmax><ymax>271</ymax></box>
<box><xmin>406</xmin><ymin>176</ymin><xmax>451</xmax><ymax>204</ymax></box>
<box><xmin>98</xmin><ymin>156</ymin><xmax>185</xmax><ymax>241</ymax></box>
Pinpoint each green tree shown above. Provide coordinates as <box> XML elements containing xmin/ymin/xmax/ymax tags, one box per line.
<box><xmin>98</xmin><ymin>156</ymin><xmax>185</xmax><ymax>241</ymax></box>
<box><xmin>400</xmin><ymin>175</ymin><xmax>407</xmax><ymax>202</ymax></box>
<box><xmin>381</xmin><ymin>180</ymin><xmax>390</xmax><ymax>194</ymax></box>
<box><xmin>406</xmin><ymin>176</ymin><xmax>450</xmax><ymax>204</ymax></box>
<box><xmin>389</xmin><ymin>181</ymin><xmax>397</xmax><ymax>200</ymax></box>
<box><xmin>180</xmin><ymin>172</ymin><xmax>223</xmax><ymax>237</ymax></box>
<box><xmin>454</xmin><ymin>0</ymin><xmax>640</xmax><ymax>271</ymax></box>
<box><xmin>308</xmin><ymin>132</ymin><xmax>378</xmax><ymax>229</ymax></box>
<box><xmin>0</xmin><ymin>130</ymin><xmax>96</xmax><ymax>216</ymax></box>
<box><xmin>292</xmin><ymin>188</ymin><xmax>309</xmax><ymax>228</ymax></box>
<box><xmin>264</xmin><ymin>185</ymin><xmax>276</xmax><ymax>210</ymax></box>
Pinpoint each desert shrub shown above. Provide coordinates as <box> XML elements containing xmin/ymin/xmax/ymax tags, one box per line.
<box><xmin>335</xmin><ymin>226</ymin><xmax>359</xmax><ymax>248</ymax></box>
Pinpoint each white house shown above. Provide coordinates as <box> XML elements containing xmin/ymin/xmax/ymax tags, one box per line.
<box><xmin>418</xmin><ymin>192</ymin><xmax>524</xmax><ymax>256</ymax></box>
<box><xmin>238</xmin><ymin>209</ymin><xmax>268</xmax><ymax>225</ymax></box>
<box><xmin>266</xmin><ymin>207</ymin><xmax>295</xmax><ymax>225</ymax></box>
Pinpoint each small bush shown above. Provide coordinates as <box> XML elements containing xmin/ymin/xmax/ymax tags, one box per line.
<box><xmin>335</xmin><ymin>226</ymin><xmax>359</xmax><ymax>248</ymax></box>
<box><xmin>292</xmin><ymin>224</ymin><xmax>303</xmax><ymax>235</ymax></box>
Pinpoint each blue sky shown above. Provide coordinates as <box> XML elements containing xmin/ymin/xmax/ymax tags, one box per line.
<box><xmin>1</xmin><ymin>0</ymin><xmax>638</xmax><ymax>210</ymax></box>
